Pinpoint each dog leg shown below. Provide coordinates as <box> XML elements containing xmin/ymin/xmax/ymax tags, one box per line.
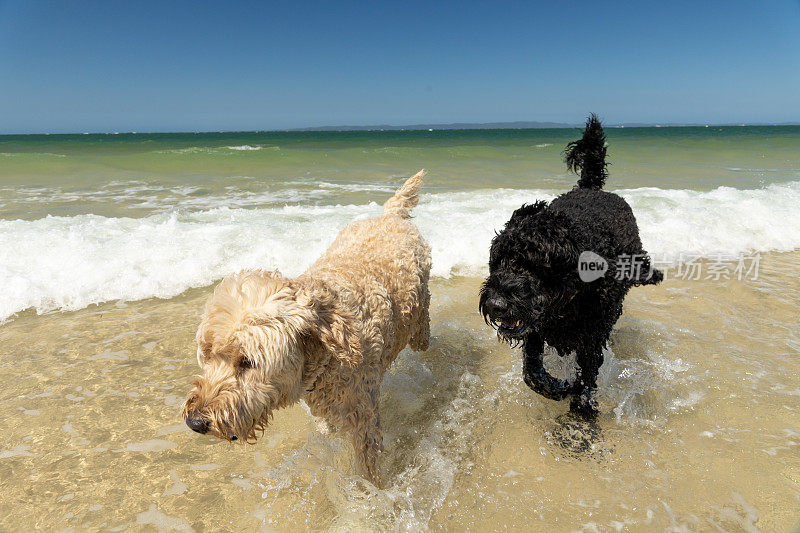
<box><xmin>570</xmin><ymin>343</ymin><xmax>603</xmax><ymax>416</ymax></box>
<box><xmin>522</xmin><ymin>333</ymin><xmax>573</xmax><ymax>401</ymax></box>
<box><xmin>349</xmin><ymin>389</ymin><xmax>383</xmax><ymax>486</ymax></box>
<box><xmin>410</xmin><ymin>285</ymin><xmax>430</xmax><ymax>351</ymax></box>
<box><xmin>352</xmin><ymin>416</ymin><xmax>382</xmax><ymax>486</ymax></box>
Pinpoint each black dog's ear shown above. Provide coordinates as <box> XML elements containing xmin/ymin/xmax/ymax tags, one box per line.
<box><xmin>506</xmin><ymin>201</ymin><xmax>547</xmax><ymax>229</ymax></box>
<box><xmin>490</xmin><ymin>202</ymin><xmax>579</xmax><ymax>276</ymax></box>
<box><xmin>489</xmin><ymin>202</ymin><xmax>550</xmax><ymax>266</ymax></box>
<box><xmin>517</xmin><ymin>210</ymin><xmax>580</xmax><ymax>274</ymax></box>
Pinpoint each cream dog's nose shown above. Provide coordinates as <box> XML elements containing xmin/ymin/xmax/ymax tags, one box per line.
<box><xmin>185</xmin><ymin>412</ymin><xmax>209</xmax><ymax>434</ymax></box>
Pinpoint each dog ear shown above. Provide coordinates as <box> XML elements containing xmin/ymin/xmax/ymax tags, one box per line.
<box><xmin>301</xmin><ymin>283</ymin><xmax>363</xmax><ymax>366</ymax></box>
<box><xmin>315</xmin><ymin>306</ymin><xmax>363</xmax><ymax>366</ymax></box>
<box><xmin>518</xmin><ymin>210</ymin><xmax>580</xmax><ymax>273</ymax></box>
<box><xmin>506</xmin><ymin>201</ymin><xmax>548</xmax><ymax>231</ymax></box>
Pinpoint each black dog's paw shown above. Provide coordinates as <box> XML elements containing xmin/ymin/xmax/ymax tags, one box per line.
<box><xmin>569</xmin><ymin>389</ymin><xmax>599</xmax><ymax>418</ymax></box>
<box><xmin>523</xmin><ymin>367</ymin><xmax>574</xmax><ymax>401</ymax></box>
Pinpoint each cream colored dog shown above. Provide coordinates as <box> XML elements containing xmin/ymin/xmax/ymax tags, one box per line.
<box><xmin>182</xmin><ymin>171</ymin><xmax>431</xmax><ymax>483</ymax></box>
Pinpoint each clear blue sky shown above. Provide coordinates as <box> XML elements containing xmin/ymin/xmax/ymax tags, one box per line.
<box><xmin>1</xmin><ymin>0</ymin><xmax>799</xmax><ymax>133</ymax></box>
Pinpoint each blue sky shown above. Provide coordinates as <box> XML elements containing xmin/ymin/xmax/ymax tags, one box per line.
<box><xmin>1</xmin><ymin>1</ymin><xmax>799</xmax><ymax>133</ymax></box>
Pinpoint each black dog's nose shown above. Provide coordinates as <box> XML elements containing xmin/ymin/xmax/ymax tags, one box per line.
<box><xmin>185</xmin><ymin>412</ymin><xmax>209</xmax><ymax>434</ymax></box>
<box><xmin>484</xmin><ymin>297</ymin><xmax>508</xmax><ymax>317</ymax></box>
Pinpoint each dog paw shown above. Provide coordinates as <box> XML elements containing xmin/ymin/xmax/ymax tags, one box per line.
<box><xmin>569</xmin><ymin>390</ymin><xmax>599</xmax><ymax>418</ymax></box>
<box><xmin>523</xmin><ymin>367</ymin><xmax>572</xmax><ymax>401</ymax></box>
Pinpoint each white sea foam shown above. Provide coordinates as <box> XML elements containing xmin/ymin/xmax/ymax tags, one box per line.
<box><xmin>0</xmin><ymin>152</ymin><xmax>67</xmax><ymax>158</ymax></box>
<box><xmin>312</xmin><ymin>181</ymin><xmax>398</xmax><ymax>193</ymax></box>
<box><xmin>621</xmin><ymin>181</ymin><xmax>800</xmax><ymax>258</ymax></box>
<box><xmin>226</xmin><ymin>145</ymin><xmax>263</xmax><ymax>151</ymax></box>
<box><xmin>155</xmin><ymin>144</ymin><xmax>270</xmax><ymax>154</ymax></box>
<box><xmin>0</xmin><ymin>181</ymin><xmax>333</xmax><ymax>212</ymax></box>
<box><xmin>1</xmin><ymin>181</ymin><xmax>799</xmax><ymax>321</ymax></box>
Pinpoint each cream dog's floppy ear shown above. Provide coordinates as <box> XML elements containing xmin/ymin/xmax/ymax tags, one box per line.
<box><xmin>308</xmin><ymin>287</ymin><xmax>363</xmax><ymax>366</ymax></box>
<box><xmin>317</xmin><ymin>307</ymin><xmax>363</xmax><ymax>366</ymax></box>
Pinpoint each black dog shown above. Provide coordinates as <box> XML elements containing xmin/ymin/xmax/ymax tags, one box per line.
<box><xmin>479</xmin><ymin>115</ymin><xmax>662</xmax><ymax>415</ymax></box>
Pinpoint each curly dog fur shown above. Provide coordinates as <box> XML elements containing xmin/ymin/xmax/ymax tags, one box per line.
<box><xmin>480</xmin><ymin>115</ymin><xmax>662</xmax><ymax>415</ymax></box>
<box><xmin>182</xmin><ymin>170</ymin><xmax>431</xmax><ymax>483</ymax></box>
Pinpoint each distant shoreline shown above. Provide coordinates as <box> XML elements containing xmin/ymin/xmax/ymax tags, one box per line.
<box><xmin>288</xmin><ymin>121</ymin><xmax>800</xmax><ymax>132</ymax></box>
<box><xmin>2</xmin><ymin>122</ymin><xmax>800</xmax><ymax>136</ymax></box>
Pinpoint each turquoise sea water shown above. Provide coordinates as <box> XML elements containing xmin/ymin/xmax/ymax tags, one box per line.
<box><xmin>2</xmin><ymin>126</ymin><xmax>799</xmax><ymax>196</ymax></box>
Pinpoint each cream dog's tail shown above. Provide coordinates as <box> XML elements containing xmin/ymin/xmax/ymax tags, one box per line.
<box><xmin>383</xmin><ymin>169</ymin><xmax>426</xmax><ymax>218</ymax></box>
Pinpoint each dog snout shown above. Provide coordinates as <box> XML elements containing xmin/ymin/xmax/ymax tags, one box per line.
<box><xmin>185</xmin><ymin>412</ymin><xmax>210</xmax><ymax>434</ymax></box>
<box><xmin>483</xmin><ymin>297</ymin><xmax>508</xmax><ymax>318</ymax></box>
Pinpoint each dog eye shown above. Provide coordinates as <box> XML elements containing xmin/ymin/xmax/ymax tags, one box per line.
<box><xmin>239</xmin><ymin>358</ymin><xmax>253</xmax><ymax>370</ymax></box>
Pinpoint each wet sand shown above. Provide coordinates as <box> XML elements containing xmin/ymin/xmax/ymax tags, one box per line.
<box><xmin>1</xmin><ymin>252</ymin><xmax>798</xmax><ymax>531</ymax></box>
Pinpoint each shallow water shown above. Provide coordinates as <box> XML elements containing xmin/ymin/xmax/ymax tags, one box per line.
<box><xmin>1</xmin><ymin>127</ymin><xmax>799</xmax><ymax>531</ymax></box>
<box><xmin>1</xmin><ymin>254</ymin><xmax>799</xmax><ymax>531</ymax></box>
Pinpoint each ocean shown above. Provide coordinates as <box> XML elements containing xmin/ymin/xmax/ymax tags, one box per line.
<box><xmin>0</xmin><ymin>126</ymin><xmax>798</xmax><ymax>530</ymax></box>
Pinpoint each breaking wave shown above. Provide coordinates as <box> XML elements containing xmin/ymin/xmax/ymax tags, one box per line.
<box><xmin>1</xmin><ymin>181</ymin><xmax>799</xmax><ymax>321</ymax></box>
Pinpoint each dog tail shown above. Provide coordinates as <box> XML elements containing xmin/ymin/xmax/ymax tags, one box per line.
<box><xmin>563</xmin><ymin>113</ymin><xmax>608</xmax><ymax>190</ymax></box>
<box><xmin>383</xmin><ymin>169</ymin><xmax>426</xmax><ymax>218</ymax></box>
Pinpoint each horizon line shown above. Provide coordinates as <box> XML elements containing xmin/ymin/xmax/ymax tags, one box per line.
<box><xmin>2</xmin><ymin>120</ymin><xmax>800</xmax><ymax>137</ymax></box>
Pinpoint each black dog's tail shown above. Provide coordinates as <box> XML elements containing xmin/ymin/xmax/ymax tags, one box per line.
<box><xmin>563</xmin><ymin>114</ymin><xmax>608</xmax><ymax>190</ymax></box>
